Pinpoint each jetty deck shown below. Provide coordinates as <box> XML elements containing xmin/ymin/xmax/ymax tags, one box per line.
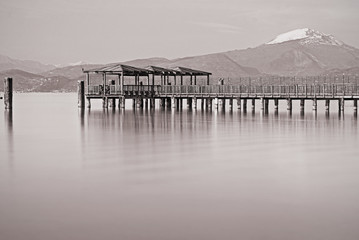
<box><xmin>80</xmin><ymin>64</ymin><xmax>359</xmax><ymax>112</ymax></box>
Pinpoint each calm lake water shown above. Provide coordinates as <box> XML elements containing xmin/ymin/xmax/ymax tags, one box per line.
<box><xmin>1</xmin><ymin>93</ymin><xmax>359</xmax><ymax>240</ymax></box>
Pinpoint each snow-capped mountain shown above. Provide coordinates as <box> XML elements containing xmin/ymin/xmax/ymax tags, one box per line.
<box><xmin>223</xmin><ymin>28</ymin><xmax>359</xmax><ymax>76</ymax></box>
<box><xmin>266</xmin><ymin>28</ymin><xmax>343</xmax><ymax>46</ymax></box>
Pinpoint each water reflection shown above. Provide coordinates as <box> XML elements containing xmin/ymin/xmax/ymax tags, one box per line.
<box><xmin>4</xmin><ymin>110</ymin><xmax>14</xmax><ymax>170</ymax></box>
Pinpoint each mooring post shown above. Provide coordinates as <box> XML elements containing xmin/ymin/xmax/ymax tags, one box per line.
<box><xmin>145</xmin><ymin>98</ymin><xmax>148</xmax><ymax>109</ymax></box>
<box><xmin>300</xmin><ymin>99</ymin><xmax>305</xmax><ymax>112</ymax></box>
<box><xmin>236</xmin><ymin>98</ymin><xmax>241</xmax><ymax>110</ymax></box>
<box><xmin>287</xmin><ymin>98</ymin><xmax>292</xmax><ymax>111</ymax></box>
<box><xmin>325</xmin><ymin>99</ymin><xmax>330</xmax><ymax>112</ymax></box>
<box><xmin>201</xmin><ymin>98</ymin><xmax>204</xmax><ymax>110</ymax></box>
<box><xmin>312</xmin><ymin>99</ymin><xmax>317</xmax><ymax>111</ymax></box>
<box><xmin>77</xmin><ymin>80</ymin><xmax>85</xmax><ymax>108</ymax></box>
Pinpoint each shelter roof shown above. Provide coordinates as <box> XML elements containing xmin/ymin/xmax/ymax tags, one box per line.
<box><xmin>84</xmin><ymin>64</ymin><xmax>150</xmax><ymax>76</ymax></box>
<box><xmin>172</xmin><ymin>66</ymin><xmax>211</xmax><ymax>75</ymax></box>
<box><xmin>145</xmin><ymin>66</ymin><xmax>181</xmax><ymax>75</ymax></box>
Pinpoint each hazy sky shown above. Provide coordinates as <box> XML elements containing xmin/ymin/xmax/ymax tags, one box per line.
<box><xmin>1</xmin><ymin>0</ymin><xmax>358</xmax><ymax>65</ymax></box>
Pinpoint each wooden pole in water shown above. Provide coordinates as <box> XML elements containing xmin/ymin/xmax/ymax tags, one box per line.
<box><xmin>193</xmin><ymin>97</ymin><xmax>197</xmax><ymax>109</ymax></box>
<box><xmin>300</xmin><ymin>99</ymin><xmax>305</xmax><ymax>112</ymax></box>
<box><xmin>77</xmin><ymin>80</ymin><xmax>85</xmax><ymax>108</ymax></box>
<box><xmin>287</xmin><ymin>98</ymin><xmax>292</xmax><ymax>111</ymax></box>
<box><xmin>4</xmin><ymin>77</ymin><xmax>13</xmax><ymax>110</ymax></box>
<box><xmin>325</xmin><ymin>99</ymin><xmax>330</xmax><ymax>112</ymax></box>
<box><xmin>312</xmin><ymin>99</ymin><xmax>317</xmax><ymax>111</ymax></box>
<box><xmin>237</xmin><ymin>98</ymin><xmax>241</xmax><ymax>110</ymax></box>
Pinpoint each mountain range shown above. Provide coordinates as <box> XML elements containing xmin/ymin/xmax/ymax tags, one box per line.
<box><xmin>1</xmin><ymin>28</ymin><xmax>359</xmax><ymax>92</ymax></box>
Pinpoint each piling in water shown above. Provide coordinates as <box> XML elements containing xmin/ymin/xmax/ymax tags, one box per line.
<box><xmin>4</xmin><ymin>77</ymin><xmax>13</xmax><ymax>110</ymax></box>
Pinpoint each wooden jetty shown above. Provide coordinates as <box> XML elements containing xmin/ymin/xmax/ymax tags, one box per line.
<box><xmin>81</xmin><ymin>64</ymin><xmax>359</xmax><ymax>113</ymax></box>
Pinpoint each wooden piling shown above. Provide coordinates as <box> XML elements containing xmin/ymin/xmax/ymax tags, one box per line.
<box><xmin>274</xmin><ymin>99</ymin><xmax>279</xmax><ymax>111</ymax></box>
<box><xmin>300</xmin><ymin>99</ymin><xmax>305</xmax><ymax>112</ymax></box>
<box><xmin>103</xmin><ymin>97</ymin><xmax>108</xmax><ymax>108</ymax></box>
<box><xmin>119</xmin><ymin>97</ymin><xmax>125</xmax><ymax>109</ymax></box>
<box><xmin>354</xmin><ymin>100</ymin><xmax>357</xmax><ymax>113</ymax></box>
<box><xmin>160</xmin><ymin>98</ymin><xmax>165</xmax><ymax>108</ymax></box>
<box><xmin>243</xmin><ymin>99</ymin><xmax>247</xmax><ymax>111</ymax></box>
<box><xmin>214</xmin><ymin>98</ymin><xmax>219</xmax><ymax>109</ymax></box>
<box><xmin>145</xmin><ymin>98</ymin><xmax>148</xmax><ymax>109</ymax></box>
<box><xmin>207</xmin><ymin>98</ymin><xmax>212</xmax><ymax>110</ymax></box>
<box><xmin>251</xmin><ymin>99</ymin><xmax>255</xmax><ymax>111</ymax></box>
<box><xmin>201</xmin><ymin>98</ymin><xmax>204</xmax><ymax>110</ymax></box>
<box><xmin>187</xmin><ymin>98</ymin><xmax>192</xmax><ymax>109</ymax></box>
<box><xmin>149</xmin><ymin>98</ymin><xmax>155</xmax><ymax>109</ymax></box>
<box><xmin>325</xmin><ymin>99</ymin><xmax>330</xmax><ymax>112</ymax></box>
<box><xmin>236</xmin><ymin>98</ymin><xmax>241</xmax><ymax>110</ymax></box>
<box><xmin>86</xmin><ymin>97</ymin><xmax>91</xmax><ymax>108</ymax></box>
<box><xmin>264</xmin><ymin>99</ymin><xmax>269</xmax><ymax>112</ymax></box>
<box><xmin>77</xmin><ymin>80</ymin><xmax>85</xmax><ymax>108</ymax></box>
<box><xmin>229</xmin><ymin>98</ymin><xmax>233</xmax><ymax>111</ymax></box>
<box><xmin>166</xmin><ymin>97</ymin><xmax>171</xmax><ymax>108</ymax></box>
<box><xmin>312</xmin><ymin>99</ymin><xmax>317</xmax><ymax>111</ymax></box>
<box><xmin>340</xmin><ymin>98</ymin><xmax>345</xmax><ymax>112</ymax></box>
<box><xmin>287</xmin><ymin>99</ymin><xmax>292</xmax><ymax>111</ymax></box>
<box><xmin>193</xmin><ymin>97</ymin><xmax>197</xmax><ymax>109</ymax></box>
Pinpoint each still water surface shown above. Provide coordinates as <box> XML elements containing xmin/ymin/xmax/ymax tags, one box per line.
<box><xmin>1</xmin><ymin>93</ymin><xmax>359</xmax><ymax>240</ymax></box>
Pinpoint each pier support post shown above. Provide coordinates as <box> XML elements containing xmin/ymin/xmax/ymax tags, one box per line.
<box><xmin>260</xmin><ymin>98</ymin><xmax>264</xmax><ymax>111</ymax></box>
<box><xmin>109</xmin><ymin>98</ymin><xmax>116</xmax><ymax>108</ymax></box>
<box><xmin>119</xmin><ymin>97</ymin><xmax>125</xmax><ymax>109</ymax></box>
<box><xmin>150</xmin><ymin>98</ymin><xmax>155</xmax><ymax>109</ymax></box>
<box><xmin>264</xmin><ymin>99</ymin><xmax>269</xmax><ymax>113</ymax></box>
<box><xmin>165</xmin><ymin>97</ymin><xmax>171</xmax><ymax>109</ymax></box>
<box><xmin>207</xmin><ymin>98</ymin><xmax>212</xmax><ymax>110</ymax></box>
<box><xmin>86</xmin><ymin>98</ymin><xmax>91</xmax><ymax>108</ymax></box>
<box><xmin>325</xmin><ymin>99</ymin><xmax>330</xmax><ymax>112</ymax></box>
<box><xmin>77</xmin><ymin>80</ymin><xmax>85</xmax><ymax>108</ymax></box>
<box><xmin>312</xmin><ymin>99</ymin><xmax>317</xmax><ymax>111</ymax></box>
<box><xmin>193</xmin><ymin>97</ymin><xmax>197</xmax><ymax>109</ymax></box>
<box><xmin>103</xmin><ymin>97</ymin><xmax>108</xmax><ymax>108</ymax></box>
<box><xmin>251</xmin><ymin>99</ymin><xmax>255</xmax><ymax>111</ymax></box>
<box><xmin>243</xmin><ymin>99</ymin><xmax>247</xmax><ymax>112</ymax></box>
<box><xmin>340</xmin><ymin>98</ymin><xmax>345</xmax><ymax>112</ymax></box>
<box><xmin>172</xmin><ymin>97</ymin><xmax>176</xmax><ymax>109</ymax></box>
<box><xmin>201</xmin><ymin>98</ymin><xmax>205</xmax><ymax>110</ymax></box>
<box><xmin>136</xmin><ymin>97</ymin><xmax>143</xmax><ymax>108</ymax></box>
<box><xmin>160</xmin><ymin>98</ymin><xmax>165</xmax><ymax>108</ymax></box>
<box><xmin>145</xmin><ymin>98</ymin><xmax>148</xmax><ymax>109</ymax></box>
<box><xmin>214</xmin><ymin>98</ymin><xmax>219</xmax><ymax>109</ymax></box>
<box><xmin>287</xmin><ymin>99</ymin><xmax>292</xmax><ymax>111</ymax></box>
<box><xmin>229</xmin><ymin>98</ymin><xmax>233</xmax><ymax>111</ymax></box>
<box><xmin>274</xmin><ymin>99</ymin><xmax>279</xmax><ymax>111</ymax></box>
<box><xmin>236</xmin><ymin>98</ymin><xmax>241</xmax><ymax>110</ymax></box>
<box><xmin>219</xmin><ymin>98</ymin><xmax>225</xmax><ymax>111</ymax></box>
<box><xmin>187</xmin><ymin>98</ymin><xmax>192</xmax><ymax>109</ymax></box>
<box><xmin>132</xmin><ymin>98</ymin><xmax>136</xmax><ymax>108</ymax></box>
<box><xmin>354</xmin><ymin>100</ymin><xmax>357</xmax><ymax>113</ymax></box>
<box><xmin>300</xmin><ymin>99</ymin><xmax>305</xmax><ymax>112</ymax></box>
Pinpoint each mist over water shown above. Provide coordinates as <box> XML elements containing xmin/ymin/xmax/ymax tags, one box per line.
<box><xmin>1</xmin><ymin>93</ymin><xmax>359</xmax><ymax>240</ymax></box>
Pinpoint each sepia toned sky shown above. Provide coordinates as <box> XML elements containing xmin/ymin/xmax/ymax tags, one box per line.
<box><xmin>0</xmin><ymin>0</ymin><xmax>358</xmax><ymax>65</ymax></box>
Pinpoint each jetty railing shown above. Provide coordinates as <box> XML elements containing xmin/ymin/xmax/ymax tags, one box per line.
<box><xmin>86</xmin><ymin>84</ymin><xmax>359</xmax><ymax>97</ymax></box>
